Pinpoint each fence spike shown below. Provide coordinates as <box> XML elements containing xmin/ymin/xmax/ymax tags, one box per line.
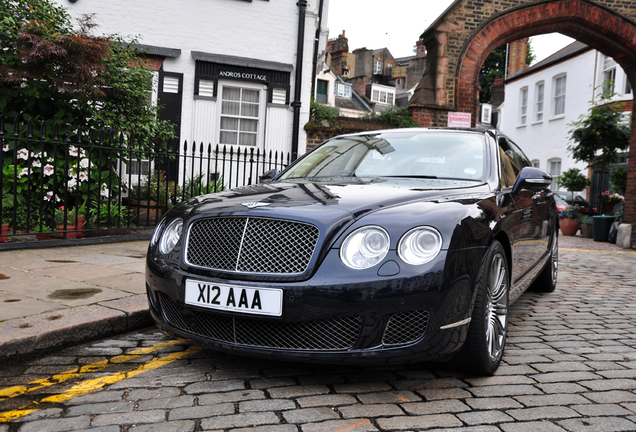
<box><xmin>12</xmin><ymin>117</ymin><xmax>19</xmax><ymax>138</ymax></box>
<box><xmin>26</xmin><ymin>119</ymin><xmax>33</xmax><ymax>138</ymax></box>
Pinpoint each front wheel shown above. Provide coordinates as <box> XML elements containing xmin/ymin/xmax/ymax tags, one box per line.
<box><xmin>454</xmin><ymin>240</ymin><xmax>509</xmax><ymax>375</ymax></box>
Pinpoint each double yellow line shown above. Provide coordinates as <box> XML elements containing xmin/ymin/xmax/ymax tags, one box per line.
<box><xmin>0</xmin><ymin>340</ymin><xmax>202</xmax><ymax>423</ymax></box>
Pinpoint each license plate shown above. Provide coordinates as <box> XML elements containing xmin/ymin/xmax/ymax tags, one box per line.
<box><xmin>184</xmin><ymin>280</ymin><xmax>283</xmax><ymax>317</ymax></box>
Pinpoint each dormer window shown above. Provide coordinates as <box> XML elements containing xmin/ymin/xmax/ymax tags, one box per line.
<box><xmin>335</xmin><ymin>83</ymin><xmax>352</xmax><ymax>98</ymax></box>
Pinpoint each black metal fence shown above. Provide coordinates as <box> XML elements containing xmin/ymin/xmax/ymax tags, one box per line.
<box><xmin>0</xmin><ymin>117</ymin><xmax>290</xmax><ymax>245</ymax></box>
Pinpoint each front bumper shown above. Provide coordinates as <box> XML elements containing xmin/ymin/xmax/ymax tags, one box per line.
<box><xmin>145</xmin><ymin>248</ymin><xmax>485</xmax><ymax>364</ymax></box>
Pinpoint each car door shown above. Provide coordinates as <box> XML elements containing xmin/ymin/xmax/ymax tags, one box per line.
<box><xmin>498</xmin><ymin>138</ymin><xmax>547</xmax><ymax>284</ymax></box>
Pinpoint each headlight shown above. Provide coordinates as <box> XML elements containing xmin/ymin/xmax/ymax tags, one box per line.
<box><xmin>150</xmin><ymin>218</ymin><xmax>165</xmax><ymax>246</ymax></box>
<box><xmin>159</xmin><ymin>218</ymin><xmax>184</xmax><ymax>254</ymax></box>
<box><xmin>398</xmin><ymin>226</ymin><xmax>442</xmax><ymax>265</ymax></box>
<box><xmin>340</xmin><ymin>226</ymin><xmax>390</xmax><ymax>270</ymax></box>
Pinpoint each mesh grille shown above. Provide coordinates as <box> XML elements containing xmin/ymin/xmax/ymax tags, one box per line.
<box><xmin>157</xmin><ymin>292</ymin><xmax>361</xmax><ymax>351</ymax></box>
<box><xmin>382</xmin><ymin>310</ymin><xmax>430</xmax><ymax>347</ymax></box>
<box><xmin>186</xmin><ymin>217</ymin><xmax>319</xmax><ymax>274</ymax></box>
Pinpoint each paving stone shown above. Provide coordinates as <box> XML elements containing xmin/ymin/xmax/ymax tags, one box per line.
<box><xmin>65</xmin><ymin>401</ymin><xmax>135</xmax><ymax>416</ymax></box>
<box><xmin>557</xmin><ymin>416</ymin><xmax>636</xmax><ymax>432</ymax></box>
<box><xmin>249</xmin><ymin>377</ymin><xmax>296</xmax><ymax>389</ymax></box>
<box><xmin>513</xmin><ymin>393</ymin><xmax>590</xmax><ymax>407</ymax></box>
<box><xmin>376</xmin><ymin>414</ymin><xmax>462</xmax><ymax>430</ymax></box>
<box><xmin>239</xmin><ymin>399</ymin><xmax>296</xmax><ymax>412</ymax></box>
<box><xmin>531</xmin><ymin>371</ymin><xmax>601</xmax><ymax>383</ymax></box>
<box><xmin>301</xmin><ymin>419</ymin><xmax>378</xmax><ymax>432</ymax></box>
<box><xmin>582</xmin><ymin>390</ymin><xmax>636</xmax><ymax>403</ymax></box>
<box><xmin>505</xmin><ymin>406</ymin><xmax>581</xmax><ymax>421</ymax></box>
<box><xmin>169</xmin><ymin>403</ymin><xmax>235</xmax><ymax>420</ymax></box>
<box><xmin>297</xmin><ymin>394</ymin><xmax>359</xmax><ymax>408</ymax></box>
<box><xmin>333</xmin><ymin>382</ymin><xmax>393</xmax><ymax>393</ymax></box>
<box><xmin>579</xmin><ymin>378</ymin><xmax>636</xmax><ymax>391</ymax></box>
<box><xmin>465</xmin><ymin>397</ymin><xmax>524</xmax><ymax>410</ymax></box>
<box><xmin>233</xmin><ymin>426</ymin><xmax>298</xmax><ymax>432</ymax></box>
<box><xmin>457</xmin><ymin>409</ymin><xmax>515</xmax><ymax>425</ymax></box>
<box><xmin>199</xmin><ymin>389</ymin><xmax>266</xmax><ymax>405</ymax></box>
<box><xmin>201</xmin><ymin>412</ymin><xmax>280</xmax><ymax>430</ymax></box>
<box><xmin>570</xmin><ymin>403</ymin><xmax>632</xmax><ymax>416</ymax></box>
<box><xmin>126</xmin><ymin>387</ymin><xmax>181</xmax><ymax>400</ymax></box>
<box><xmin>469</xmin><ymin>384</ymin><xmax>543</xmax><ymax>398</ymax></box>
<box><xmin>402</xmin><ymin>399</ymin><xmax>471</xmax><ymax>415</ymax></box>
<box><xmin>529</xmin><ymin>362</ymin><xmax>592</xmax><ymax>372</ymax></box>
<box><xmin>339</xmin><ymin>403</ymin><xmax>404</xmax><ymax>419</ymax></box>
<box><xmin>128</xmin><ymin>421</ymin><xmax>196</xmax><ymax>432</ymax></box>
<box><xmin>268</xmin><ymin>385</ymin><xmax>330</xmax><ymax>399</ymax></box>
<box><xmin>500</xmin><ymin>420</ymin><xmax>567</xmax><ymax>432</ymax></box>
<box><xmin>137</xmin><ymin>395</ymin><xmax>195</xmax><ymax>410</ymax></box>
<box><xmin>11</xmin><ymin>409</ymin><xmax>62</xmax><ymax>422</ymax></box>
<box><xmin>535</xmin><ymin>383</ymin><xmax>589</xmax><ymax>394</ymax></box>
<box><xmin>91</xmin><ymin>410</ymin><xmax>166</xmax><ymax>427</ymax></box>
<box><xmin>417</xmin><ymin>388</ymin><xmax>472</xmax><ymax>401</ymax></box>
<box><xmin>183</xmin><ymin>379</ymin><xmax>246</xmax><ymax>394</ymax></box>
<box><xmin>282</xmin><ymin>407</ymin><xmax>340</xmax><ymax>423</ymax></box>
<box><xmin>357</xmin><ymin>390</ymin><xmax>421</xmax><ymax>404</ymax></box>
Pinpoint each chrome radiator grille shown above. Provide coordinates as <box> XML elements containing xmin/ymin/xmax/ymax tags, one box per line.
<box><xmin>157</xmin><ymin>292</ymin><xmax>361</xmax><ymax>351</ymax></box>
<box><xmin>382</xmin><ymin>310</ymin><xmax>430</xmax><ymax>347</ymax></box>
<box><xmin>186</xmin><ymin>217</ymin><xmax>319</xmax><ymax>274</ymax></box>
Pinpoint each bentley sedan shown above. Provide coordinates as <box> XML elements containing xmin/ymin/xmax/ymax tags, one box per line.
<box><xmin>146</xmin><ymin>128</ymin><xmax>558</xmax><ymax>375</ymax></box>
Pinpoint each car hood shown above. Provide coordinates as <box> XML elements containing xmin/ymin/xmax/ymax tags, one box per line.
<box><xmin>183</xmin><ymin>177</ymin><xmax>491</xmax><ymax>221</ymax></box>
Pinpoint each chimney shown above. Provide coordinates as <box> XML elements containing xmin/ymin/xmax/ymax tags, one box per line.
<box><xmin>416</xmin><ymin>40</ymin><xmax>425</xmax><ymax>58</ymax></box>
<box><xmin>507</xmin><ymin>38</ymin><xmax>529</xmax><ymax>78</ymax></box>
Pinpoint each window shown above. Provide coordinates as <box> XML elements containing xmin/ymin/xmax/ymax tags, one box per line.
<box><xmin>535</xmin><ymin>82</ymin><xmax>544</xmax><ymax>122</ymax></box>
<box><xmin>532</xmin><ymin>160</ymin><xmax>540</xmax><ymax>168</ymax></box>
<box><xmin>374</xmin><ymin>59</ymin><xmax>382</xmax><ymax>74</ymax></box>
<box><xmin>316</xmin><ymin>79</ymin><xmax>328</xmax><ymax>104</ymax></box>
<box><xmin>335</xmin><ymin>83</ymin><xmax>352</xmax><ymax>98</ymax></box>
<box><xmin>370</xmin><ymin>87</ymin><xmax>394</xmax><ymax>105</ymax></box>
<box><xmin>386</xmin><ymin>62</ymin><xmax>393</xmax><ymax>68</ymax></box>
<box><xmin>220</xmin><ymin>85</ymin><xmax>260</xmax><ymax>146</ymax></box>
<box><xmin>625</xmin><ymin>79</ymin><xmax>632</xmax><ymax>95</ymax></box>
<box><xmin>498</xmin><ymin>138</ymin><xmax>530</xmax><ymax>188</ymax></box>
<box><xmin>553</xmin><ymin>75</ymin><xmax>566</xmax><ymax>116</ymax></box>
<box><xmin>343</xmin><ymin>67</ymin><xmax>350</xmax><ymax>78</ymax></box>
<box><xmin>519</xmin><ymin>87</ymin><xmax>528</xmax><ymax>125</ymax></box>
<box><xmin>603</xmin><ymin>55</ymin><xmax>617</xmax><ymax>94</ymax></box>
<box><xmin>549</xmin><ymin>159</ymin><xmax>561</xmax><ymax>190</ymax></box>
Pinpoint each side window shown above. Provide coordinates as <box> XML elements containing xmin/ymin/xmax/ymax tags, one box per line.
<box><xmin>498</xmin><ymin>138</ymin><xmax>520</xmax><ymax>188</ymax></box>
<box><xmin>507</xmin><ymin>140</ymin><xmax>531</xmax><ymax>169</ymax></box>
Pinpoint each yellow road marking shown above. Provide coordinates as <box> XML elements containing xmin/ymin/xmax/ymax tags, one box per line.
<box><xmin>561</xmin><ymin>247</ymin><xmax>636</xmax><ymax>255</ymax></box>
<box><xmin>0</xmin><ymin>339</ymin><xmax>184</xmax><ymax>401</ymax></box>
<box><xmin>0</xmin><ymin>345</ymin><xmax>202</xmax><ymax>422</ymax></box>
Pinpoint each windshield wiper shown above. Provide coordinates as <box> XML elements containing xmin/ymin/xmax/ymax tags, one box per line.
<box><xmin>383</xmin><ymin>175</ymin><xmax>438</xmax><ymax>179</ymax></box>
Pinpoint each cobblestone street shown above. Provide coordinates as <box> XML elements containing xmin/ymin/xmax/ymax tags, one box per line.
<box><xmin>2</xmin><ymin>235</ymin><xmax>636</xmax><ymax>431</ymax></box>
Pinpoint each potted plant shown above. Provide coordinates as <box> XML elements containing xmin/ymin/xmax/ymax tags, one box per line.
<box><xmin>55</xmin><ymin>204</ymin><xmax>86</xmax><ymax>239</ymax></box>
<box><xmin>559</xmin><ymin>205</ymin><xmax>581</xmax><ymax>236</ymax></box>
<box><xmin>556</xmin><ymin>168</ymin><xmax>590</xmax><ymax>206</ymax></box>
<box><xmin>600</xmin><ymin>191</ymin><xmax>624</xmax><ymax>215</ymax></box>
<box><xmin>579</xmin><ymin>216</ymin><xmax>593</xmax><ymax>238</ymax></box>
<box><xmin>0</xmin><ymin>218</ymin><xmax>9</xmax><ymax>242</ymax></box>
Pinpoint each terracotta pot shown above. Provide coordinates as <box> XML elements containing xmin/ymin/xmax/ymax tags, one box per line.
<box><xmin>560</xmin><ymin>218</ymin><xmax>580</xmax><ymax>236</ymax></box>
<box><xmin>57</xmin><ymin>216</ymin><xmax>85</xmax><ymax>239</ymax></box>
<box><xmin>127</xmin><ymin>199</ymin><xmax>164</xmax><ymax>227</ymax></box>
<box><xmin>0</xmin><ymin>224</ymin><xmax>8</xmax><ymax>242</ymax></box>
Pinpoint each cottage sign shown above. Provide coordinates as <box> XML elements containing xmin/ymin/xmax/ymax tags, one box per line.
<box><xmin>219</xmin><ymin>70</ymin><xmax>267</xmax><ymax>82</ymax></box>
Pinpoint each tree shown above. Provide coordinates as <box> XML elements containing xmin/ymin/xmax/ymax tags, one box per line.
<box><xmin>567</xmin><ymin>88</ymin><xmax>630</xmax><ymax>170</ymax></box>
<box><xmin>479</xmin><ymin>41</ymin><xmax>535</xmax><ymax>103</ymax></box>
<box><xmin>556</xmin><ymin>168</ymin><xmax>591</xmax><ymax>202</ymax></box>
<box><xmin>0</xmin><ymin>0</ymin><xmax>173</xmax><ymax>141</ymax></box>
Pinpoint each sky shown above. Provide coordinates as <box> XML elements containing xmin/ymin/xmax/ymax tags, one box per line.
<box><xmin>326</xmin><ymin>0</ymin><xmax>575</xmax><ymax>64</ymax></box>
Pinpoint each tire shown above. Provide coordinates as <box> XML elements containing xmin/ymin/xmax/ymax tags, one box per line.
<box><xmin>455</xmin><ymin>240</ymin><xmax>509</xmax><ymax>375</ymax></box>
<box><xmin>530</xmin><ymin>228</ymin><xmax>558</xmax><ymax>293</ymax></box>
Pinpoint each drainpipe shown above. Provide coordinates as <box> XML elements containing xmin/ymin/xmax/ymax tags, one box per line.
<box><xmin>291</xmin><ymin>0</ymin><xmax>308</xmax><ymax>161</ymax></box>
<box><xmin>310</xmin><ymin>0</ymin><xmax>326</xmax><ymax>97</ymax></box>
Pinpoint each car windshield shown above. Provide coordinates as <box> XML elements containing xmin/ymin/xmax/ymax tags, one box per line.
<box><xmin>280</xmin><ymin>131</ymin><xmax>486</xmax><ymax>182</ymax></box>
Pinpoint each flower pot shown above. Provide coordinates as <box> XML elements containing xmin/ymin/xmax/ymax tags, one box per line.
<box><xmin>560</xmin><ymin>218</ymin><xmax>580</xmax><ymax>236</ymax></box>
<box><xmin>601</xmin><ymin>202</ymin><xmax>615</xmax><ymax>215</ymax></box>
<box><xmin>0</xmin><ymin>224</ymin><xmax>8</xmax><ymax>242</ymax></box>
<box><xmin>57</xmin><ymin>216</ymin><xmax>85</xmax><ymax>239</ymax></box>
<box><xmin>580</xmin><ymin>223</ymin><xmax>594</xmax><ymax>238</ymax></box>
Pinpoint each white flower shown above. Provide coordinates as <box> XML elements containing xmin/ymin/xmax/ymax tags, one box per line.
<box><xmin>79</xmin><ymin>158</ymin><xmax>90</xmax><ymax>169</ymax></box>
<box><xmin>32</xmin><ymin>160</ymin><xmax>42</xmax><ymax>168</ymax></box>
<box><xmin>33</xmin><ymin>151</ymin><xmax>46</xmax><ymax>159</ymax></box>
<box><xmin>68</xmin><ymin>145</ymin><xmax>79</xmax><ymax>157</ymax></box>
<box><xmin>47</xmin><ymin>157</ymin><xmax>54</xmax><ymax>163</ymax></box>
<box><xmin>17</xmin><ymin>149</ymin><xmax>29</xmax><ymax>160</ymax></box>
<box><xmin>44</xmin><ymin>191</ymin><xmax>61</xmax><ymax>202</ymax></box>
<box><xmin>67</xmin><ymin>169</ymin><xmax>77</xmax><ymax>179</ymax></box>
<box><xmin>43</xmin><ymin>164</ymin><xmax>54</xmax><ymax>176</ymax></box>
<box><xmin>17</xmin><ymin>167</ymin><xmax>30</xmax><ymax>178</ymax></box>
<box><xmin>2</xmin><ymin>144</ymin><xmax>8</xmax><ymax>152</ymax></box>
<box><xmin>67</xmin><ymin>178</ymin><xmax>78</xmax><ymax>191</ymax></box>
<box><xmin>100</xmin><ymin>183</ymin><xmax>110</xmax><ymax>198</ymax></box>
<box><xmin>78</xmin><ymin>172</ymin><xmax>88</xmax><ymax>182</ymax></box>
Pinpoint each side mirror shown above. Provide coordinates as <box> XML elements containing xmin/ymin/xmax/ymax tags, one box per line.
<box><xmin>512</xmin><ymin>167</ymin><xmax>552</xmax><ymax>194</ymax></box>
<box><xmin>260</xmin><ymin>168</ymin><xmax>281</xmax><ymax>184</ymax></box>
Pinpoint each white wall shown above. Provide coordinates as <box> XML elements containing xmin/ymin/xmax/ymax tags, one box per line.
<box><xmin>53</xmin><ymin>0</ymin><xmax>324</xmax><ymax>159</ymax></box>
<box><xmin>501</xmin><ymin>50</ymin><xmax>596</xmax><ymax>185</ymax></box>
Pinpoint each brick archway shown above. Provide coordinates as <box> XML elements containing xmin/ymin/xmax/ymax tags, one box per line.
<box><xmin>411</xmin><ymin>0</ymin><xmax>636</xmax><ymax>235</ymax></box>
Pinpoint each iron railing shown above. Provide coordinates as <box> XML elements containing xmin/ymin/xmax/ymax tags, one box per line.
<box><xmin>0</xmin><ymin>117</ymin><xmax>290</xmax><ymax>246</ymax></box>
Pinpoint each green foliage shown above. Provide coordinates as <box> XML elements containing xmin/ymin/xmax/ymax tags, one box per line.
<box><xmin>556</xmin><ymin>168</ymin><xmax>590</xmax><ymax>202</ymax></box>
<box><xmin>479</xmin><ymin>45</ymin><xmax>506</xmax><ymax>103</ymax></box>
<box><xmin>309</xmin><ymin>99</ymin><xmax>339</xmax><ymax>126</ymax></box>
<box><xmin>363</xmin><ymin>106</ymin><xmax>418</xmax><ymax>128</ymax></box>
<box><xmin>88</xmin><ymin>200</ymin><xmax>130</xmax><ymax>227</ymax></box>
<box><xmin>182</xmin><ymin>173</ymin><xmax>225</xmax><ymax>200</ymax></box>
<box><xmin>610</xmin><ymin>166</ymin><xmax>627</xmax><ymax>195</ymax></box>
<box><xmin>568</xmin><ymin>88</ymin><xmax>630</xmax><ymax>170</ymax></box>
<box><xmin>130</xmin><ymin>171</ymin><xmax>180</xmax><ymax>207</ymax></box>
<box><xmin>559</xmin><ymin>205</ymin><xmax>581</xmax><ymax>220</ymax></box>
<box><xmin>0</xmin><ymin>0</ymin><xmax>174</xmax><ymax>142</ymax></box>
